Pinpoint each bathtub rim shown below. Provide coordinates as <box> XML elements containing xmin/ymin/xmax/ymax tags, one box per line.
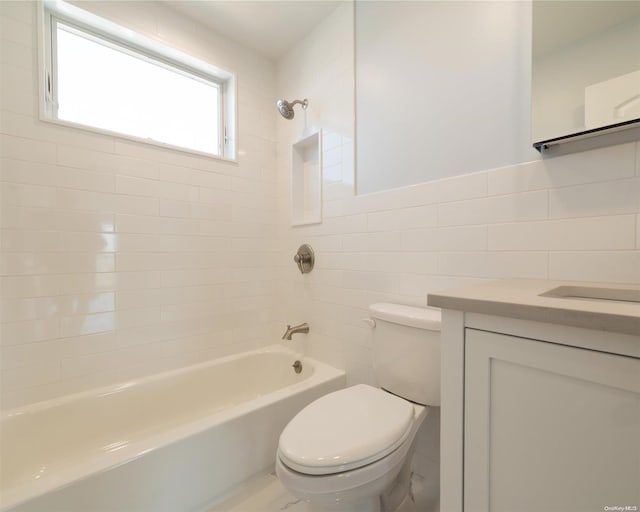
<box><xmin>0</xmin><ymin>344</ymin><xmax>345</xmax><ymax>511</ymax></box>
<box><xmin>2</xmin><ymin>344</ymin><xmax>314</xmax><ymax>419</ymax></box>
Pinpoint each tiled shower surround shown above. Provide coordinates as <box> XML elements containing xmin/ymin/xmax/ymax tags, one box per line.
<box><xmin>1</xmin><ymin>2</ymin><xmax>639</xmax><ymax>489</ymax></box>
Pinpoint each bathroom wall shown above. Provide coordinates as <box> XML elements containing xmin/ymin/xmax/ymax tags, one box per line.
<box><xmin>0</xmin><ymin>1</ymin><xmax>279</xmax><ymax>409</ymax></box>
<box><xmin>275</xmin><ymin>0</ymin><xmax>639</xmax><ymax>502</ymax></box>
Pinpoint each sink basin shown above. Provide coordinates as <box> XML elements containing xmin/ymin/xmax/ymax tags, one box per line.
<box><xmin>540</xmin><ymin>286</ymin><xmax>640</xmax><ymax>305</ymax></box>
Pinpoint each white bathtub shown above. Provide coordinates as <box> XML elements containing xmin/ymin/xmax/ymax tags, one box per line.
<box><xmin>0</xmin><ymin>345</ymin><xmax>345</xmax><ymax>512</ymax></box>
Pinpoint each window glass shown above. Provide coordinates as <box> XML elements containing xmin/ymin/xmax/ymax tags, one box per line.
<box><xmin>54</xmin><ymin>22</ymin><xmax>221</xmax><ymax>155</ymax></box>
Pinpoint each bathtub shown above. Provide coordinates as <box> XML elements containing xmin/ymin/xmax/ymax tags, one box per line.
<box><xmin>0</xmin><ymin>345</ymin><xmax>345</xmax><ymax>512</ymax></box>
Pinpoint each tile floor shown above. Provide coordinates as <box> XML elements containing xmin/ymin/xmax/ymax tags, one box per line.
<box><xmin>210</xmin><ymin>472</ymin><xmax>433</xmax><ymax>512</ymax></box>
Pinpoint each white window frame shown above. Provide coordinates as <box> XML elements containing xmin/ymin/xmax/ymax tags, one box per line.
<box><xmin>37</xmin><ymin>0</ymin><xmax>237</xmax><ymax>161</ymax></box>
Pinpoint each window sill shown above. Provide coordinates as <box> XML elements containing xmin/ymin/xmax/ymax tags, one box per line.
<box><xmin>40</xmin><ymin>115</ymin><xmax>238</xmax><ymax>164</ymax></box>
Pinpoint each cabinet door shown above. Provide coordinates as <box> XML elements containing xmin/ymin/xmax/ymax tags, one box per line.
<box><xmin>464</xmin><ymin>329</ymin><xmax>640</xmax><ymax>512</ymax></box>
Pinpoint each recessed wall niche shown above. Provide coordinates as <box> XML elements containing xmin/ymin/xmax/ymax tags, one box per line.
<box><xmin>291</xmin><ymin>130</ymin><xmax>322</xmax><ymax>226</ymax></box>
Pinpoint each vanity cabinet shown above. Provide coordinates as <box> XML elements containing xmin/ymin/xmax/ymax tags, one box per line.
<box><xmin>427</xmin><ymin>280</ymin><xmax>640</xmax><ymax>512</ymax></box>
<box><xmin>464</xmin><ymin>328</ymin><xmax>640</xmax><ymax>512</ymax></box>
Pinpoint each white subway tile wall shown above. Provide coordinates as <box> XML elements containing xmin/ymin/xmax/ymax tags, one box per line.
<box><xmin>0</xmin><ymin>1</ymin><xmax>279</xmax><ymax>408</ymax></box>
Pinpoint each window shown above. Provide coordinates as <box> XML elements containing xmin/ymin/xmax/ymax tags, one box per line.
<box><xmin>41</xmin><ymin>1</ymin><xmax>236</xmax><ymax>159</ymax></box>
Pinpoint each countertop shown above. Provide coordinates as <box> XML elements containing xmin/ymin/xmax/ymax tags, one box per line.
<box><xmin>427</xmin><ymin>279</ymin><xmax>640</xmax><ymax>336</ymax></box>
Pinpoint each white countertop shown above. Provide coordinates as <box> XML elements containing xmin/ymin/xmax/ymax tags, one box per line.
<box><xmin>427</xmin><ymin>279</ymin><xmax>640</xmax><ymax>336</ymax></box>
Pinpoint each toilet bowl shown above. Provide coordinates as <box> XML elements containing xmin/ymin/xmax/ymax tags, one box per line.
<box><xmin>276</xmin><ymin>304</ymin><xmax>441</xmax><ymax>512</ymax></box>
<box><xmin>276</xmin><ymin>385</ymin><xmax>428</xmax><ymax>512</ymax></box>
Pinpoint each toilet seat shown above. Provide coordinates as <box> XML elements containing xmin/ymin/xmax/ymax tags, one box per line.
<box><xmin>278</xmin><ymin>384</ymin><xmax>415</xmax><ymax>475</ymax></box>
<box><xmin>276</xmin><ymin>402</ymin><xmax>428</xmax><ymax>510</ymax></box>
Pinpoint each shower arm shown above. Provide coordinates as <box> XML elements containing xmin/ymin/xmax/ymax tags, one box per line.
<box><xmin>290</xmin><ymin>99</ymin><xmax>309</xmax><ymax>110</ymax></box>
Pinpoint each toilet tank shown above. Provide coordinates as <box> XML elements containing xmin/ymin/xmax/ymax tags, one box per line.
<box><xmin>369</xmin><ymin>303</ymin><xmax>441</xmax><ymax>406</ymax></box>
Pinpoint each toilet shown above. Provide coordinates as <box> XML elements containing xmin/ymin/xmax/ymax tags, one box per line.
<box><xmin>276</xmin><ymin>303</ymin><xmax>441</xmax><ymax>512</ymax></box>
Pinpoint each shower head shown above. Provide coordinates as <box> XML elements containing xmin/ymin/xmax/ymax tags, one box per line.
<box><xmin>277</xmin><ymin>98</ymin><xmax>308</xmax><ymax>119</ymax></box>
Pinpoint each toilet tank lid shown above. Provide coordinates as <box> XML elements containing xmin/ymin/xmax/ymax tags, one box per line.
<box><xmin>369</xmin><ymin>303</ymin><xmax>441</xmax><ymax>331</ymax></box>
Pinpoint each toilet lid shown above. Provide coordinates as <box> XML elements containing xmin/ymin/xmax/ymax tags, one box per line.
<box><xmin>278</xmin><ymin>384</ymin><xmax>415</xmax><ymax>475</ymax></box>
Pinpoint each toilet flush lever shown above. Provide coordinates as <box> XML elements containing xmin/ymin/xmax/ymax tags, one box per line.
<box><xmin>362</xmin><ymin>318</ymin><xmax>376</xmax><ymax>328</ymax></box>
<box><xmin>293</xmin><ymin>244</ymin><xmax>314</xmax><ymax>274</ymax></box>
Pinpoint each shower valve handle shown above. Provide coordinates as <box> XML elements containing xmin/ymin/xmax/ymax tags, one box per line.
<box><xmin>293</xmin><ymin>253</ymin><xmax>309</xmax><ymax>273</ymax></box>
<box><xmin>293</xmin><ymin>244</ymin><xmax>314</xmax><ymax>274</ymax></box>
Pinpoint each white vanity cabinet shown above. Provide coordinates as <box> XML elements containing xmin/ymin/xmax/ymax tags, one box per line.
<box><xmin>464</xmin><ymin>328</ymin><xmax>639</xmax><ymax>512</ymax></box>
<box><xmin>428</xmin><ymin>280</ymin><xmax>640</xmax><ymax>512</ymax></box>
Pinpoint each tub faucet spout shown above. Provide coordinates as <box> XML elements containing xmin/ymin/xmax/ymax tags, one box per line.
<box><xmin>282</xmin><ymin>323</ymin><xmax>309</xmax><ymax>340</ymax></box>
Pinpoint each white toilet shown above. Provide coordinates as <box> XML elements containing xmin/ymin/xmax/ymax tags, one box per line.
<box><xmin>276</xmin><ymin>303</ymin><xmax>441</xmax><ymax>512</ymax></box>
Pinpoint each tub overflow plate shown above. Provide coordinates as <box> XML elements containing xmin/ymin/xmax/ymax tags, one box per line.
<box><xmin>292</xmin><ymin>360</ymin><xmax>302</xmax><ymax>374</ymax></box>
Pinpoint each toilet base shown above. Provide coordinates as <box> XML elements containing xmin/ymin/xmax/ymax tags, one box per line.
<box><xmin>391</xmin><ymin>492</ymin><xmax>416</xmax><ymax>512</ymax></box>
<box><xmin>281</xmin><ymin>457</ymin><xmax>417</xmax><ymax>512</ymax></box>
<box><xmin>380</xmin><ymin>453</ymin><xmax>414</xmax><ymax>512</ymax></box>
<box><xmin>302</xmin><ymin>477</ymin><xmax>416</xmax><ymax>512</ymax></box>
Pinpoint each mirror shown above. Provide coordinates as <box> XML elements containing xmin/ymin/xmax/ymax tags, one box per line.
<box><xmin>354</xmin><ymin>1</ymin><xmax>536</xmax><ymax>195</ymax></box>
<box><xmin>532</xmin><ymin>1</ymin><xmax>640</xmax><ymax>150</ymax></box>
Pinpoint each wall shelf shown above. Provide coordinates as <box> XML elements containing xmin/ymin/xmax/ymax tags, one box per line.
<box><xmin>533</xmin><ymin>119</ymin><xmax>640</xmax><ymax>157</ymax></box>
